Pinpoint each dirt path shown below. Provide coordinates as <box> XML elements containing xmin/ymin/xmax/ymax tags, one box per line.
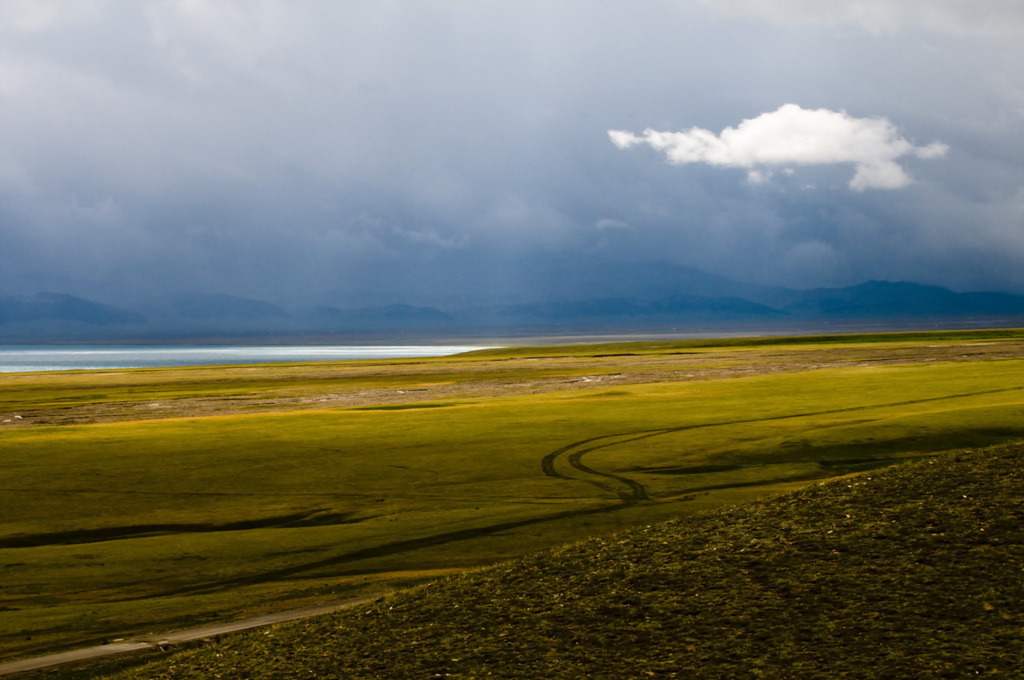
<box><xmin>0</xmin><ymin>597</ymin><xmax>374</xmax><ymax>676</ymax></box>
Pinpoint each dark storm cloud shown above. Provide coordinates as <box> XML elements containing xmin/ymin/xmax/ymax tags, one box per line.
<box><xmin>0</xmin><ymin>0</ymin><xmax>1023</xmax><ymax>308</ymax></box>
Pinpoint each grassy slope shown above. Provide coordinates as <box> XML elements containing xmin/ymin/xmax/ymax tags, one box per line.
<box><xmin>6</xmin><ymin>360</ymin><xmax>1024</xmax><ymax>658</ymax></box>
<box><xmin>5</xmin><ymin>330</ymin><xmax>1024</xmax><ymax>666</ymax></box>
<box><xmin>61</xmin><ymin>440</ymin><xmax>1024</xmax><ymax>679</ymax></box>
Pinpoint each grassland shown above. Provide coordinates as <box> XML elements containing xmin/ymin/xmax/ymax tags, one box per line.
<box><xmin>2</xmin><ymin>329</ymin><xmax>1024</xmax><ymax>667</ymax></box>
<box><xmin>60</xmin><ymin>440</ymin><xmax>1023</xmax><ymax>679</ymax></box>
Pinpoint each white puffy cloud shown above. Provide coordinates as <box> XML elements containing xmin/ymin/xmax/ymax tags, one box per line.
<box><xmin>609</xmin><ymin>104</ymin><xmax>948</xmax><ymax>191</ymax></box>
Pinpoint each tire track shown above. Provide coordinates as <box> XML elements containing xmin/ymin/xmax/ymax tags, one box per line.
<box><xmin>541</xmin><ymin>383</ymin><xmax>1024</xmax><ymax>501</ymax></box>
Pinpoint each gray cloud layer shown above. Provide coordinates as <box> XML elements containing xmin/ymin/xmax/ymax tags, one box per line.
<box><xmin>1</xmin><ymin>0</ymin><xmax>1023</xmax><ymax>307</ymax></box>
<box><xmin>698</xmin><ymin>0</ymin><xmax>1024</xmax><ymax>35</ymax></box>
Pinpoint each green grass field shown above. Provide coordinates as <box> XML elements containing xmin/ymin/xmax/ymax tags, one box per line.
<box><xmin>62</xmin><ymin>439</ymin><xmax>1023</xmax><ymax>679</ymax></box>
<box><xmin>3</xmin><ymin>330</ymin><xmax>1024</xmax><ymax>664</ymax></box>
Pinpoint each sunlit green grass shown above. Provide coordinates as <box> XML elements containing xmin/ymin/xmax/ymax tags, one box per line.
<box><xmin>3</xmin><ymin>339</ymin><xmax>1024</xmax><ymax>661</ymax></box>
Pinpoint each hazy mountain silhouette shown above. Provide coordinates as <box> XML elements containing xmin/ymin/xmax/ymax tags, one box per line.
<box><xmin>0</xmin><ymin>293</ymin><xmax>146</xmax><ymax>326</ymax></box>
<box><xmin>783</xmin><ymin>281</ymin><xmax>1024</xmax><ymax>318</ymax></box>
<box><xmin>4</xmin><ymin>264</ymin><xmax>1024</xmax><ymax>341</ymax></box>
<box><xmin>156</xmin><ymin>293</ymin><xmax>291</xmax><ymax>321</ymax></box>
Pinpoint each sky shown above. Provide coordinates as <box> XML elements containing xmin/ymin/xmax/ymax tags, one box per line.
<box><xmin>1</xmin><ymin>0</ymin><xmax>1024</xmax><ymax>308</ymax></box>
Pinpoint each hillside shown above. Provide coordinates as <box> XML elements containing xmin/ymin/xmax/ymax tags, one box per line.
<box><xmin>61</xmin><ymin>441</ymin><xmax>1024</xmax><ymax>679</ymax></box>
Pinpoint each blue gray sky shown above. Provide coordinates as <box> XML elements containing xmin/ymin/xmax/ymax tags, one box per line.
<box><xmin>1</xmin><ymin>0</ymin><xmax>1023</xmax><ymax>307</ymax></box>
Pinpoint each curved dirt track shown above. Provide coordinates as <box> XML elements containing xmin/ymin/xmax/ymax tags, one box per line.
<box><xmin>0</xmin><ymin>597</ymin><xmax>374</xmax><ymax>677</ymax></box>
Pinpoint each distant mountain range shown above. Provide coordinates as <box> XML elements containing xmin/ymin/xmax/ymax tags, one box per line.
<box><xmin>4</xmin><ymin>263</ymin><xmax>1024</xmax><ymax>341</ymax></box>
<box><xmin>0</xmin><ymin>293</ymin><xmax>146</xmax><ymax>327</ymax></box>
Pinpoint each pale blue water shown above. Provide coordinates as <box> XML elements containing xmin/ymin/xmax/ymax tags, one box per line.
<box><xmin>0</xmin><ymin>345</ymin><xmax>490</xmax><ymax>373</ymax></box>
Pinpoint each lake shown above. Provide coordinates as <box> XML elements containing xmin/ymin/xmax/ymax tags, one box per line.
<box><xmin>0</xmin><ymin>345</ymin><xmax>491</xmax><ymax>373</ymax></box>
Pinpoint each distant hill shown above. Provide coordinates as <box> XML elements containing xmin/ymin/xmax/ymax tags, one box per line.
<box><xmin>302</xmin><ymin>303</ymin><xmax>452</xmax><ymax>330</ymax></box>
<box><xmin>460</xmin><ymin>294</ymin><xmax>786</xmax><ymax>328</ymax></box>
<box><xmin>508</xmin><ymin>257</ymin><xmax>786</xmax><ymax>303</ymax></box>
<box><xmin>155</xmin><ymin>293</ymin><xmax>290</xmax><ymax>321</ymax></box>
<box><xmin>5</xmin><ymin>267</ymin><xmax>1024</xmax><ymax>341</ymax></box>
<box><xmin>785</xmin><ymin>280</ymin><xmax>1024</xmax><ymax>318</ymax></box>
<box><xmin>460</xmin><ymin>279</ymin><xmax>1024</xmax><ymax>330</ymax></box>
<box><xmin>80</xmin><ymin>442</ymin><xmax>1024</xmax><ymax>678</ymax></box>
<box><xmin>0</xmin><ymin>293</ymin><xmax>145</xmax><ymax>326</ymax></box>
